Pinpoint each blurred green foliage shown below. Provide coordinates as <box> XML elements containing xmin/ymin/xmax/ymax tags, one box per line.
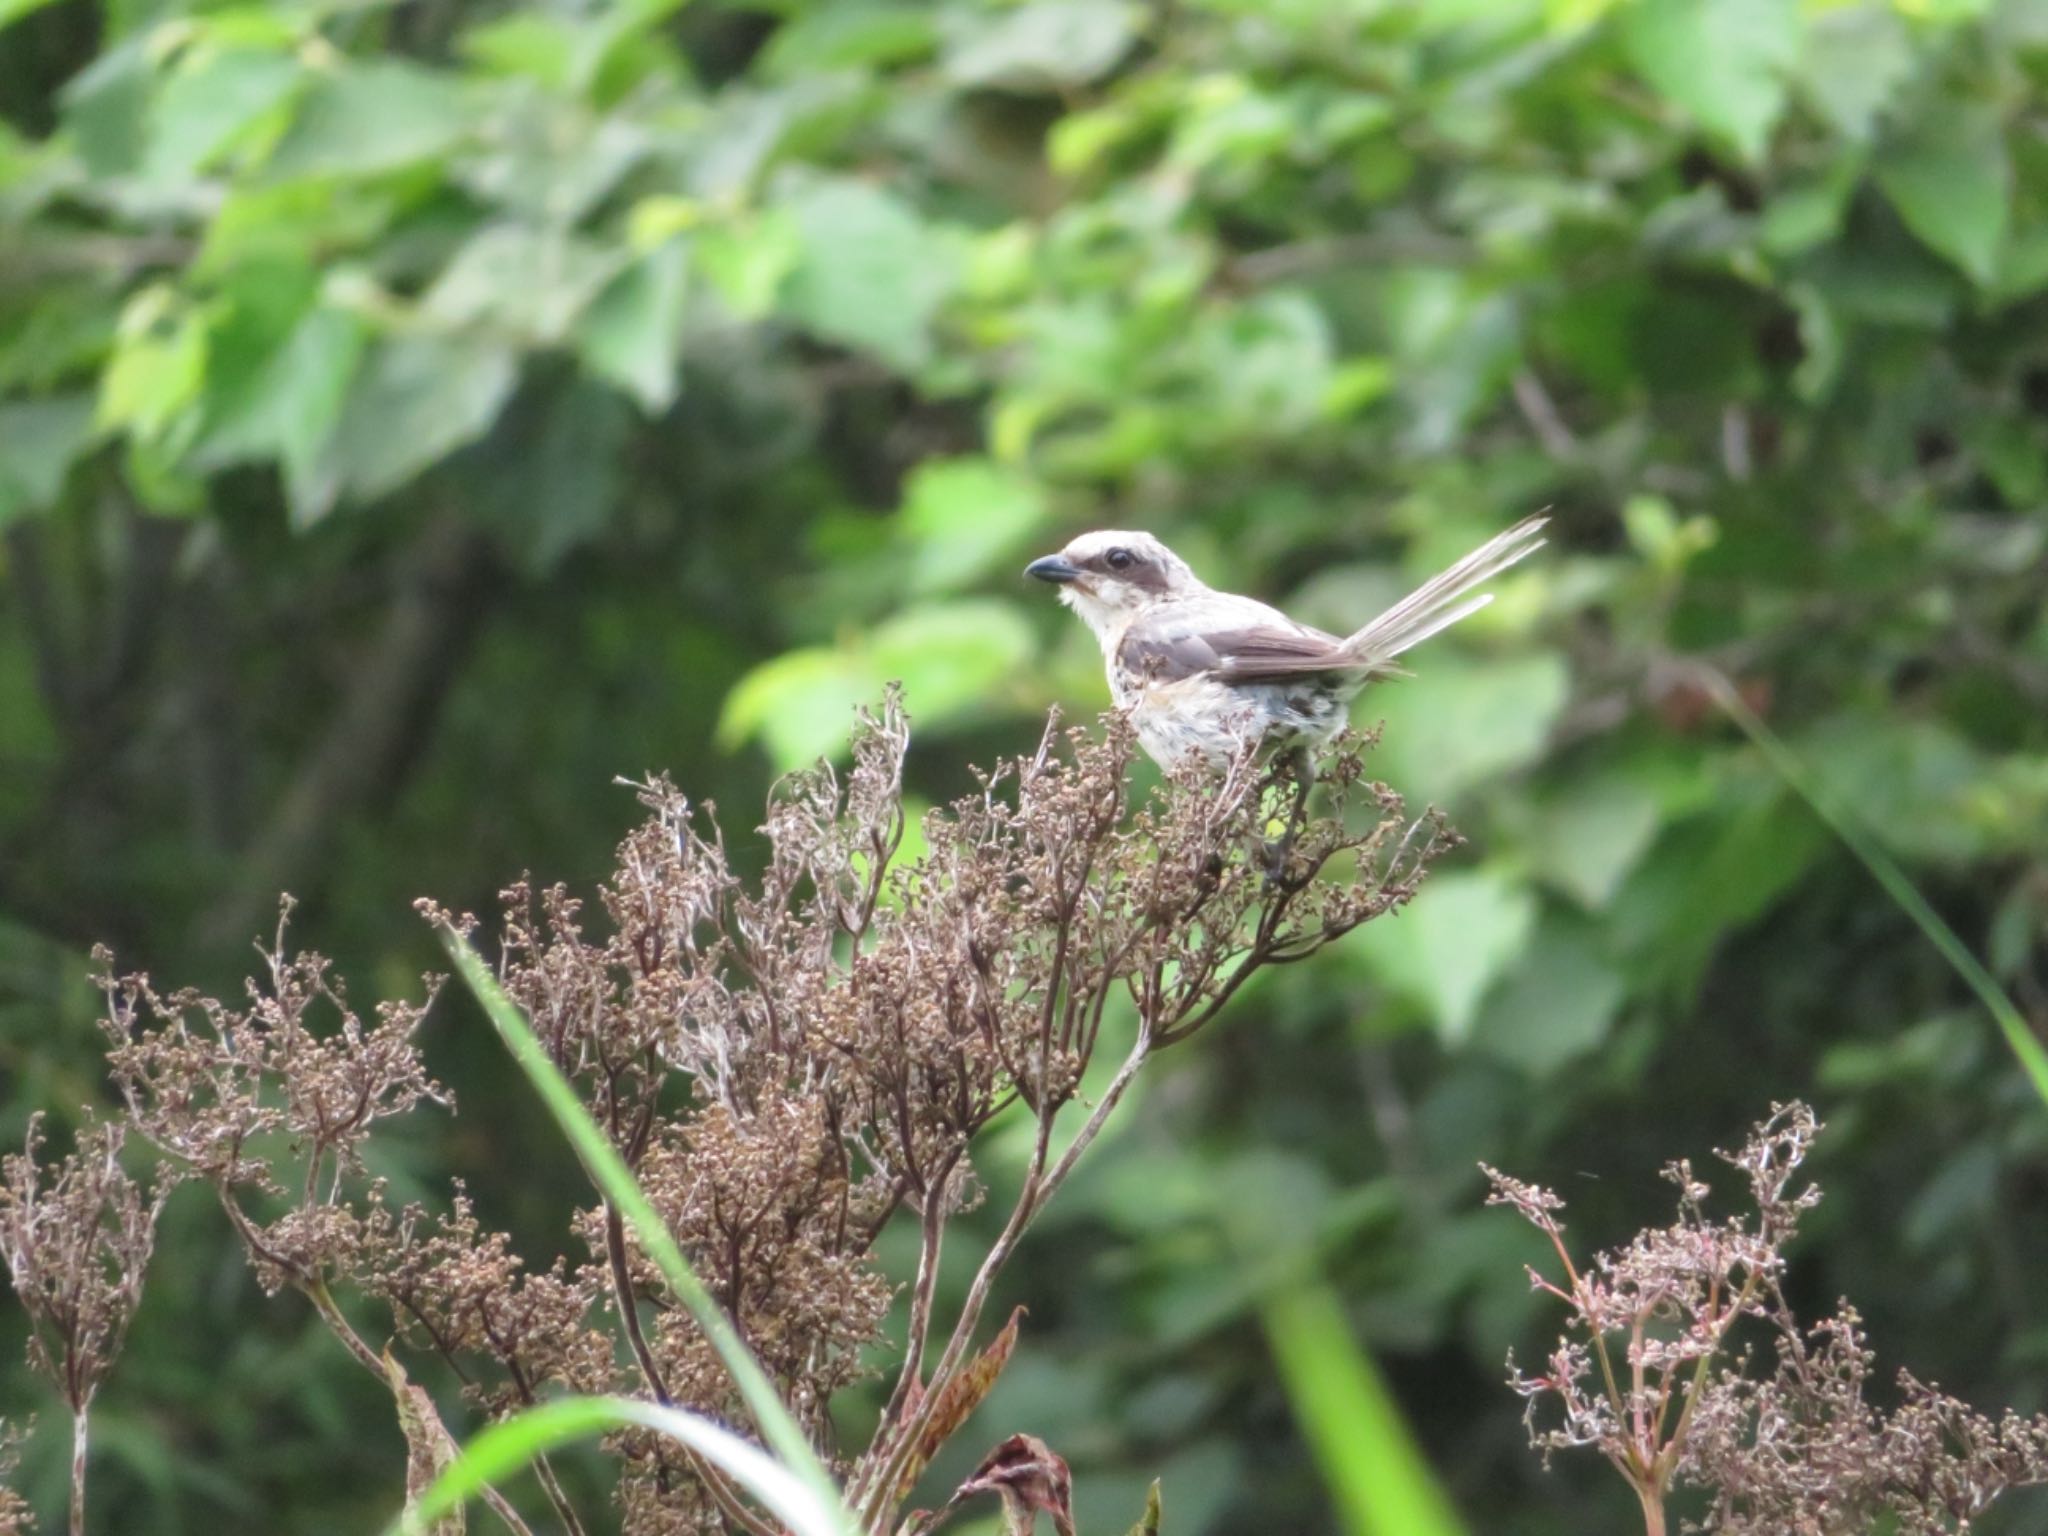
<box><xmin>4</xmin><ymin>0</ymin><xmax>2048</xmax><ymax>1530</ymax></box>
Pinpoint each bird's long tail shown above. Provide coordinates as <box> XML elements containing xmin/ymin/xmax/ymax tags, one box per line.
<box><xmin>1340</xmin><ymin>514</ymin><xmax>1548</xmax><ymax>664</ymax></box>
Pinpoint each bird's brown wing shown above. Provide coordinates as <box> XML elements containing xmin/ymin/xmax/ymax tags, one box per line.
<box><xmin>1120</xmin><ymin>616</ymin><xmax>1362</xmax><ymax>686</ymax></box>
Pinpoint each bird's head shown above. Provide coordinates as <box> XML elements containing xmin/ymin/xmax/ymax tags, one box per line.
<box><xmin>1023</xmin><ymin>531</ymin><xmax>1199</xmax><ymax>640</ymax></box>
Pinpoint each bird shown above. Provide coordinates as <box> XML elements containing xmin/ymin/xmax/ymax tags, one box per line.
<box><xmin>1023</xmin><ymin>515</ymin><xmax>1547</xmax><ymax>772</ymax></box>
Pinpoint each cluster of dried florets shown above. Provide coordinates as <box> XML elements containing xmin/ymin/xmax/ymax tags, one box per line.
<box><xmin>426</xmin><ymin>695</ymin><xmax>1443</xmax><ymax>1532</ymax></box>
<box><xmin>1488</xmin><ymin>1103</ymin><xmax>2048</xmax><ymax>1535</ymax></box>
<box><xmin>6</xmin><ymin>696</ymin><xmax>1442</xmax><ymax>1536</ymax></box>
<box><xmin>0</xmin><ymin>1419</ymin><xmax>30</xmax><ymax>1536</ymax></box>
<box><xmin>0</xmin><ymin>1115</ymin><xmax>165</xmax><ymax>1536</ymax></box>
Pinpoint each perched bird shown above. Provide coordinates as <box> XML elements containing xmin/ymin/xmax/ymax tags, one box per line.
<box><xmin>1024</xmin><ymin>516</ymin><xmax>1547</xmax><ymax>771</ymax></box>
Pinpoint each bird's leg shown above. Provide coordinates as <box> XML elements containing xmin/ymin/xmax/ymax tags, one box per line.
<box><xmin>1262</xmin><ymin>744</ymin><xmax>1316</xmax><ymax>884</ymax></box>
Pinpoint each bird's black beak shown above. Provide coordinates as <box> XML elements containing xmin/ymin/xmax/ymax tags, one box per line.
<box><xmin>1025</xmin><ymin>554</ymin><xmax>1081</xmax><ymax>584</ymax></box>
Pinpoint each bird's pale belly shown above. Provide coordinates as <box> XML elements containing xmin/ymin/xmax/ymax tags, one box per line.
<box><xmin>1116</xmin><ymin>671</ymin><xmax>1361</xmax><ymax>769</ymax></box>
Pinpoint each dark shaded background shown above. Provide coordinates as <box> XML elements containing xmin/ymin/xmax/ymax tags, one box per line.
<box><xmin>4</xmin><ymin>0</ymin><xmax>2048</xmax><ymax>1530</ymax></box>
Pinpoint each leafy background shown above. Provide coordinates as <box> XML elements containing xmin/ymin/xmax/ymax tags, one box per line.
<box><xmin>4</xmin><ymin>0</ymin><xmax>2048</xmax><ymax>1530</ymax></box>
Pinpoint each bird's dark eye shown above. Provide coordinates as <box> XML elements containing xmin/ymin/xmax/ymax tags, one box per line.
<box><xmin>1105</xmin><ymin>547</ymin><xmax>1135</xmax><ymax>571</ymax></box>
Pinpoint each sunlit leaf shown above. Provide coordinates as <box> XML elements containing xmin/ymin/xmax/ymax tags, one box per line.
<box><xmin>695</xmin><ymin>211</ymin><xmax>801</xmax><ymax>321</ymax></box>
<box><xmin>781</xmin><ymin>179</ymin><xmax>958</xmax><ymax>370</ymax></box>
<box><xmin>899</xmin><ymin>457</ymin><xmax>1046</xmax><ymax>592</ymax></box>
<box><xmin>1623</xmin><ymin>0</ymin><xmax>1799</xmax><ymax>161</ymax></box>
<box><xmin>869</xmin><ymin>601</ymin><xmax>1036</xmax><ymax>723</ymax></box>
<box><xmin>718</xmin><ymin>649</ymin><xmax>880</xmax><ymax>770</ymax></box>
<box><xmin>141</xmin><ymin>48</ymin><xmax>302</xmax><ymax>183</ymax></box>
<box><xmin>98</xmin><ymin>299</ymin><xmax>208</xmax><ymax>441</ymax></box>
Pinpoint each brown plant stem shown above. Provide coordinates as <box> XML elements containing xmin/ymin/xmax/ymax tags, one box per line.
<box><xmin>69</xmin><ymin>1401</ymin><xmax>87</xmax><ymax>1536</ymax></box>
<box><xmin>299</xmin><ymin>1275</ymin><xmax>535</xmax><ymax>1536</ymax></box>
<box><xmin>604</xmin><ymin>1202</ymin><xmax>673</xmax><ymax>1405</ymax></box>
<box><xmin>854</xmin><ymin>1022</ymin><xmax>1157</xmax><ymax>1530</ymax></box>
<box><xmin>1635</xmin><ymin>1480</ymin><xmax>1667</xmax><ymax>1536</ymax></box>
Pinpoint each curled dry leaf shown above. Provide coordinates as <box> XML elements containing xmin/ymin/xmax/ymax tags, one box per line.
<box><xmin>385</xmin><ymin>1348</ymin><xmax>464</xmax><ymax>1536</ymax></box>
<box><xmin>895</xmin><ymin>1305</ymin><xmax>1026</xmax><ymax>1502</ymax></box>
<box><xmin>942</xmin><ymin>1432</ymin><xmax>1075</xmax><ymax>1536</ymax></box>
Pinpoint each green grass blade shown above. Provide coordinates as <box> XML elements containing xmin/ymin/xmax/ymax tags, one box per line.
<box><xmin>435</xmin><ymin>923</ymin><xmax>852</xmax><ymax>1527</ymax></box>
<box><xmin>386</xmin><ymin>1395</ymin><xmax>844</xmax><ymax>1536</ymax></box>
<box><xmin>1260</xmin><ymin>1278</ymin><xmax>1468</xmax><ymax>1536</ymax></box>
<box><xmin>1699</xmin><ymin>668</ymin><xmax>2048</xmax><ymax>1109</ymax></box>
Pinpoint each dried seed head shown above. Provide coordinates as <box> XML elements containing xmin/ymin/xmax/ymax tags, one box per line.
<box><xmin>0</xmin><ymin>1116</ymin><xmax>165</xmax><ymax>1414</ymax></box>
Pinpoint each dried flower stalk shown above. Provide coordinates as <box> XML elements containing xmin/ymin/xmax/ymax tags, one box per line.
<box><xmin>1489</xmin><ymin>1103</ymin><xmax>2048</xmax><ymax>1534</ymax></box>
<box><xmin>0</xmin><ymin>1117</ymin><xmax>164</xmax><ymax>1536</ymax></box>
<box><xmin>16</xmin><ymin>697</ymin><xmax>1442</xmax><ymax>1535</ymax></box>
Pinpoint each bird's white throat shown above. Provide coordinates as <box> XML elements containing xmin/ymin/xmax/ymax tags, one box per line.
<box><xmin>1057</xmin><ymin>583</ymin><xmax>1135</xmax><ymax>653</ymax></box>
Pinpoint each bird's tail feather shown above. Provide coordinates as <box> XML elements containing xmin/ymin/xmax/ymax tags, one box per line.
<box><xmin>1340</xmin><ymin>514</ymin><xmax>1548</xmax><ymax>663</ymax></box>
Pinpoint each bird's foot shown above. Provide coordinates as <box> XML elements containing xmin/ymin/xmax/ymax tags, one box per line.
<box><xmin>1260</xmin><ymin>832</ymin><xmax>1309</xmax><ymax>890</ymax></box>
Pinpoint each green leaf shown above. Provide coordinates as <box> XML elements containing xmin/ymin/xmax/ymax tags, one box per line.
<box><xmin>1469</xmin><ymin>915</ymin><xmax>1625</xmax><ymax>1075</ymax></box>
<box><xmin>759</xmin><ymin>4</ymin><xmax>939</xmax><ymax>78</ymax></box>
<box><xmin>269</xmin><ymin>62</ymin><xmax>470</xmax><ymax>178</ymax></box>
<box><xmin>60</xmin><ymin>35</ymin><xmax>152</xmax><ymax>176</ymax></box>
<box><xmin>422</xmin><ymin>223</ymin><xmax>626</xmax><ymax>345</ymax></box>
<box><xmin>1792</xmin><ymin>715</ymin><xmax>1988</xmax><ymax>863</ymax></box>
<box><xmin>198</xmin><ymin>305</ymin><xmax>365</xmax><ymax>477</ymax></box>
<box><xmin>99</xmin><ymin>299</ymin><xmax>208</xmax><ymax>442</ymax></box>
<box><xmin>1351</xmin><ymin>870</ymin><xmax>1537</xmax><ymax>1043</ymax></box>
<box><xmin>330</xmin><ymin>335</ymin><xmax>517</xmax><ymax>504</ymax></box>
<box><xmin>0</xmin><ymin>394</ymin><xmax>96</xmax><ymax>523</ymax></box>
<box><xmin>140</xmin><ymin>48</ymin><xmax>302</xmax><ymax>183</ymax></box>
<box><xmin>898</xmin><ymin>458</ymin><xmax>1046</xmax><ymax>593</ymax></box>
<box><xmin>432</xmin><ymin>931</ymin><xmax>853</xmax><ymax>1530</ymax></box>
<box><xmin>718</xmin><ymin>650</ymin><xmax>879</xmax><ymax>770</ymax></box>
<box><xmin>1877</xmin><ymin>99</ymin><xmax>2011</xmax><ymax>286</ymax></box>
<box><xmin>1365</xmin><ymin>652</ymin><xmax>1568</xmax><ymax>805</ymax></box>
<box><xmin>577</xmin><ymin>240</ymin><xmax>690</xmax><ymax>413</ymax></box>
<box><xmin>942</xmin><ymin>0</ymin><xmax>1140</xmax><ymax>90</ymax></box>
<box><xmin>869</xmin><ymin>601</ymin><xmax>1035</xmax><ymax>724</ymax></box>
<box><xmin>1259</xmin><ymin>1278</ymin><xmax>1469</xmax><ymax>1536</ymax></box>
<box><xmin>1623</xmin><ymin>0</ymin><xmax>1799</xmax><ymax>161</ymax></box>
<box><xmin>1795</xmin><ymin>4</ymin><xmax>1912</xmax><ymax>142</ymax></box>
<box><xmin>475</xmin><ymin>382</ymin><xmax>629</xmax><ymax>574</ymax></box>
<box><xmin>781</xmin><ymin>179</ymin><xmax>956</xmax><ymax>370</ymax></box>
<box><xmin>0</xmin><ymin>0</ymin><xmax>62</xmax><ymax>31</ymax></box>
<box><xmin>695</xmin><ymin>211</ymin><xmax>801</xmax><ymax>321</ymax></box>
<box><xmin>386</xmin><ymin>1395</ymin><xmax>846</xmax><ymax>1536</ymax></box>
<box><xmin>1529</xmin><ymin>771</ymin><xmax>1663</xmax><ymax>910</ymax></box>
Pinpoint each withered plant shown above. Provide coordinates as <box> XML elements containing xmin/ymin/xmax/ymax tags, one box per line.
<box><xmin>0</xmin><ymin>1418</ymin><xmax>32</xmax><ymax>1536</ymax></box>
<box><xmin>0</xmin><ymin>1116</ymin><xmax>164</xmax><ymax>1536</ymax></box>
<box><xmin>1488</xmin><ymin>1103</ymin><xmax>2048</xmax><ymax>1535</ymax></box>
<box><xmin>9</xmin><ymin>695</ymin><xmax>1448</xmax><ymax>1535</ymax></box>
